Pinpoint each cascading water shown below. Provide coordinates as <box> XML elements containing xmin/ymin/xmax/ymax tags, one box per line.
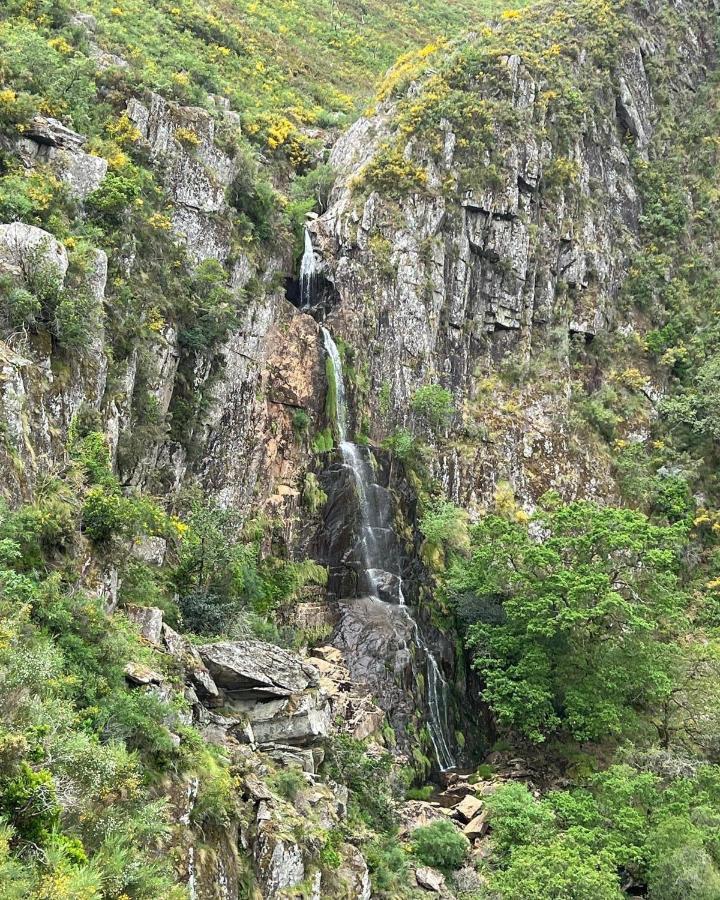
<box><xmin>321</xmin><ymin>326</ymin><xmax>456</xmax><ymax>771</ymax></box>
<box><xmin>300</xmin><ymin>226</ymin><xmax>317</xmax><ymax>309</ymax></box>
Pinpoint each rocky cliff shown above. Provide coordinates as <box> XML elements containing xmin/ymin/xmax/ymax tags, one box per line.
<box><xmin>312</xmin><ymin>0</ymin><xmax>718</xmax><ymax>512</ymax></box>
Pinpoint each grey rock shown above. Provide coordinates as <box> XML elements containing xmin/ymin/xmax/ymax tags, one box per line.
<box><xmin>0</xmin><ymin>222</ymin><xmax>68</xmax><ymax>282</ymax></box>
<box><xmin>463</xmin><ymin>810</ymin><xmax>489</xmax><ymax>840</ymax></box>
<box><xmin>23</xmin><ymin>116</ymin><xmax>85</xmax><ymax>150</ymax></box>
<box><xmin>246</xmin><ymin>692</ymin><xmax>331</xmax><ymax>746</ymax></box>
<box><xmin>198</xmin><ymin>640</ymin><xmax>319</xmax><ymax>699</ymax></box>
<box><xmin>254</xmin><ymin>829</ymin><xmax>305</xmax><ymax>898</ymax></box>
<box><xmin>124</xmin><ymin>662</ymin><xmax>163</xmax><ymax>686</ymax></box>
<box><xmin>132</xmin><ymin>536</ymin><xmax>167</xmax><ymax>566</ymax></box>
<box><xmin>125</xmin><ymin>605</ymin><xmax>163</xmax><ymax>645</ymax></box>
<box><xmin>261</xmin><ymin>744</ymin><xmax>317</xmax><ymax>774</ymax></box>
<box><xmin>454</xmin><ymin>794</ymin><xmax>484</xmax><ymax>823</ymax></box>
<box><xmin>162</xmin><ymin>624</ymin><xmax>219</xmax><ymax>699</ymax></box>
<box><xmin>416</xmin><ymin>866</ymin><xmax>446</xmax><ymax>893</ymax></box>
<box><xmin>338</xmin><ymin>844</ymin><xmax>371</xmax><ymax>900</ymax></box>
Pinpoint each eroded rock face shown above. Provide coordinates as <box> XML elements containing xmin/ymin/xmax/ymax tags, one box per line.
<box><xmin>311</xmin><ymin>6</ymin><xmax>718</xmax><ymax>513</ymax></box>
<box><xmin>0</xmin><ymin>225</ymin><xmax>108</xmax><ymax>502</ymax></box>
<box><xmin>12</xmin><ymin>116</ymin><xmax>108</xmax><ymax>199</ymax></box>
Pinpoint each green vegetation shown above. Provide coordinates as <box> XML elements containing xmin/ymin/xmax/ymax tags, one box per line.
<box><xmin>483</xmin><ymin>765</ymin><xmax>720</xmax><ymax>899</ymax></box>
<box><xmin>450</xmin><ymin>497</ymin><xmax>692</xmax><ymax>744</ymax></box>
<box><xmin>355</xmin><ymin>0</ymin><xmax>625</xmax><ymax>198</ymax></box>
<box><xmin>411</xmin><ymin>384</ymin><xmax>455</xmax><ymax>430</ymax></box>
<box><xmin>411</xmin><ymin>820</ymin><xmax>469</xmax><ymax>871</ymax></box>
<box><xmin>0</xmin><ymin>498</ymin><xmax>189</xmax><ymax>896</ymax></box>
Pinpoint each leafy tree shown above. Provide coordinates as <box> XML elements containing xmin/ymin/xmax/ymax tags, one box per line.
<box><xmin>449</xmin><ymin>496</ymin><xmax>689</xmax><ymax>743</ymax></box>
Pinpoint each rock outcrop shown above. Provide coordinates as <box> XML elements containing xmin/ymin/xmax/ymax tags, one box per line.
<box><xmin>0</xmin><ymin>224</ymin><xmax>108</xmax><ymax>502</ymax></box>
<box><xmin>310</xmin><ymin>0</ymin><xmax>719</xmax><ymax>513</ymax></box>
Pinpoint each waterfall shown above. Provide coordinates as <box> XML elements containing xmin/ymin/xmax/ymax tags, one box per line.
<box><xmin>321</xmin><ymin>326</ymin><xmax>456</xmax><ymax>771</ymax></box>
<box><xmin>300</xmin><ymin>227</ymin><xmax>317</xmax><ymax>309</ymax></box>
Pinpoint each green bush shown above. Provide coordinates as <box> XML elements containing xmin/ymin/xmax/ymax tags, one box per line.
<box><xmin>405</xmin><ymin>785</ymin><xmax>433</xmax><ymax>801</ymax></box>
<box><xmin>365</xmin><ymin>834</ymin><xmax>409</xmax><ymax>896</ymax></box>
<box><xmin>0</xmin><ymin>279</ymin><xmax>40</xmax><ymax>328</ymax></box>
<box><xmin>411</xmin><ymin>820</ymin><xmax>469</xmax><ymax>871</ymax></box>
<box><xmin>269</xmin><ymin>767</ymin><xmax>305</xmax><ymax>802</ymax></box>
<box><xmin>411</xmin><ymin>384</ymin><xmax>455</xmax><ymax>430</ymax></box>
<box><xmin>491</xmin><ymin>834</ymin><xmax>622</xmax><ymax>900</ymax></box>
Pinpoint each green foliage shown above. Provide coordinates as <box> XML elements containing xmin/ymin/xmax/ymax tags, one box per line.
<box><xmin>0</xmin><ymin>244</ymin><xmax>100</xmax><ymax>352</ymax></box>
<box><xmin>323</xmin><ymin>735</ymin><xmax>397</xmax><ymax>832</ymax></box>
<box><xmin>484</xmin><ymin>764</ymin><xmax>720</xmax><ymax>900</ymax></box>
<box><xmin>290</xmin><ymin>163</ymin><xmax>336</xmax><ymax>213</ymax></box>
<box><xmin>174</xmin><ymin>502</ymin><xmax>326</xmax><ymax>635</ymax></box>
<box><xmin>405</xmin><ymin>785</ymin><xmax>434</xmax><ymax>801</ymax></box>
<box><xmin>449</xmin><ymin>497</ymin><xmax>689</xmax><ymax>744</ymax></box>
<box><xmin>177</xmin><ymin>259</ymin><xmax>240</xmax><ymax>354</ymax></box>
<box><xmin>0</xmin><ymin>512</ymin><xmax>187</xmax><ymax>895</ymax></box>
<box><xmin>269</xmin><ymin>767</ymin><xmax>306</xmax><ymax>803</ymax></box>
<box><xmin>419</xmin><ymin>498</ymin><xmax>469</xmax><ymax>562</ymax></box>
<box><xmin>292</xmin><ymin>408</ymin><xmax>311</xmax><ymax>437</ymax></box>
<box><xmin>365</xmin><ymin>833</ymin><xmax>409</xmax><ymax>896</ymax></box>
<box><xmin>301</xmin><ymin>472</ymin><xmax>328</xmax><ymax>514</ymax></box>
<box><xmin>411</xmin><ymin>820</ymin><xmax>469</xmax><ymax>871</ymax></box>
<box><xmin>411</xmin><ymin>384</ymin><xmax>455</xmax><ymax>430</ymax></box>
<box><xmin>492</xmin><ymin>833</ymin><xmax>622</xmax><ymax>899</ymax></box>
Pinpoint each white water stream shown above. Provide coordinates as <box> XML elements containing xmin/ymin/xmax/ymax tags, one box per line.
<box><xmin>321</xmin><ymin>326</ymin><xmax>456</xmax><ymax>771</ymax></box>
<box><xmin>300</xmin><ymin>227</ymin><xmax>317</xmax><ymax>309</ymax></box>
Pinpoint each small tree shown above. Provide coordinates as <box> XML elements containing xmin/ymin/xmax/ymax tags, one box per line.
<box><xmin>411</xmin><ymin>384</ymin><xmax>455</xmax><ymax>431</ymax></box>
<box><xmin>449</xmin><ymin>497</ymin><xmax>689</xmax><ymax>743</ymax></box>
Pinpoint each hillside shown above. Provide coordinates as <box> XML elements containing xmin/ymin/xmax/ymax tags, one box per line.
<box><xmin>1</xmin><ymin>0</ymin><xmax>720</xmax><ymax>898</ymax></box>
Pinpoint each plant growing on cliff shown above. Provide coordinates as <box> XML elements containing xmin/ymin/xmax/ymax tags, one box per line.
<box><xmin>411</xmin><ymin>820</ymin><xmax>469</xmax><ymax>871</ymax></box>
<box><xmin>411</xmin><ymin>384</ymin><xmax>455</xmax><ymax>431</ymax></box>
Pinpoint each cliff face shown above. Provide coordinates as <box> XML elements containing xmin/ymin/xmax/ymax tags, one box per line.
<box><xmin>0</xmin><ymin>85</ymin><xmax>326</xmax><ymax>538</ymax></box>
<box><xmin>313</xmin><ymin>0</ymin><xmax>718</xmax><ymax>513</ymax></box>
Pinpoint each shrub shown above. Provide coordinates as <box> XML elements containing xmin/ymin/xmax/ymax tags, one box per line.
<box><xmin>0</xmin><ymin>280</ymin><xmax>40</xmax><ymax>328</ymax></box>
<box><xmin>292</xmin><ymin>408</ymin><xmax>311</xmax><ymax>436</ymax></box>
<box><xmin>492</xmin><ymin>834</ymin><xmax>622</xmax><ymax>900</ymax></box>
<box><xmin>483</xmin><ymin>783</ymin><xmax>556</xmax><ymax>858</ymax></box>
<box><xmin>406</xmin><ymin>785</ymin><xmax>433</xmax><ymax>801</ymax></box>
<box><xmin>411</xmin><ymin>384</ymin><xmax>455</xmax><ymax>430</ymax></box>
<box><xmin>365</xmin><ymin>834</ymin><xmax>409</xmax><ymax>895</ymax></box>
<box><xmin>411</xmin><ymin>820</ymin><xmax>469</xmax><ymax>871</ymax></box>
<box><xmin>269</xmin><ymin>767</ymin><xmax>305</xmax><ymax>802</ymax></box>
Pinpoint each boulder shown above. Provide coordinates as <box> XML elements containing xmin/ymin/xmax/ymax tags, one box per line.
<box><xmin>125</xmin><ymin>605</ymin><xmax>163</xmax><ymax>645</ymax></box>
<box><xmin>0</xmin><ymin>223</ymin><xmax>68</xmax><ymax>282</ymax></box>
<box><xmin>454</xmin><ymin>794</ymin><xmax>484</xmax><ymax>823</ymax></box>
<box><xmin>254</xmin><ymin>828</ymin><xmax>306</xmax><ymax>898</ymax></box>
<box><xmin>132</xmin><ymin>535</ymin><xmax>167</xmax><ymax>565</ymax></box>
<box><xmin>399</xmin><ymin>801</ymin><xmax>450</xmax><ymax>835</ymax></box>
<box><xmin>124</xmin><ymin>662</ymin><xmax>163</xmax><ymax>686</ymax></box>
<box><xmin>453</xmin><ymin>865</ymin><xmax>487</xmax><ymax>894</ymax></box>
<box><xmin>247</xmin><ymin>692</ymin><xmax>330</xmax><ymax>746</ymax></box>
<box><xmin>338</xmin><ymin>844</ymin><xmax>371</xmax><ymax>900</ymax></box>
<box><xmin>23</xmin><ymin>115</ymin><xmax>85</xmax><ymax>150</ymax></box>
<box><xmin>463</xmin><ymin>810</ymin><xmax>489</xmax><ymax>840</ymax></box>
<box><xmin>260</xmin><ymin>744</ymin><xmax>318</xmax><ymax>774</ymax></box>
<box><xmin>198</xmin><ymin>640</ymin><xmax>319</xmax><ymax>699</ymax></box>
<box><xmin>416</xmin><ymin>866</ymin><xmax>446</xmax><ymax>893</ymax></box>
<box><xmin>244</xmin><ymin>773</ymin><xmax>273</xmax><ymax>802</ymax></box>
